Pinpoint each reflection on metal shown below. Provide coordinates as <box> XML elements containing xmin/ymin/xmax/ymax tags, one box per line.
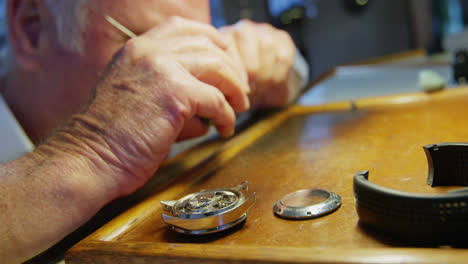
<box><xmin>273</xmin><ymin>188</ymin><xmax>341</xmax><ymax>219</ymax></box>
<box><xmin>161</xmin><ymin>182</ymin><xmax>256</xmax><ymax>235</ymax></box>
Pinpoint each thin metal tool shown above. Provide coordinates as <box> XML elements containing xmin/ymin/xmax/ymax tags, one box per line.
<box><xmin>88</xmin><ymin>2</ymin><xmax>137</xmax><ymax>39</ymax></box>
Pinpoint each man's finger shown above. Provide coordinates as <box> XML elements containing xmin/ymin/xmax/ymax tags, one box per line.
<box><xmin>167</xmin><ymin>36</ymin><xmax>250</xmax><ymax>95</ymax></box>
<box><xmin>219</xmin><ymin>31</ymin><xmax>249</xmax><ymax>87</ymax></box>
<box><xmin>177</xmin><ymin>53</ymin><xmax>250</xmax><ymax>113</ymax></box>
<box><xmin>231</xmin><ymin>20</ymin><xmax>261</xmax><ymax>75</ymax></box>
<box><xmin>142</xmin><ymin>16</ymin><xmax>228</xmax><ymax>50</ymax></box>
<box><xmin>187</xmin><ymin>77</ymin><xmax>236</xmax><ymax>138</ymax></box>
<box><xmin>257</xmin><ymin>24</ymin><xmax>278</xmax><ymax>83</ymax></box>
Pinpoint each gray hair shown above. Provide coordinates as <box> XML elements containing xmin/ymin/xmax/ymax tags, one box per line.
<box><xmin>0</xmin><ymin>0</ymin><xmax>89</xmax><ymax>75</ymax></box>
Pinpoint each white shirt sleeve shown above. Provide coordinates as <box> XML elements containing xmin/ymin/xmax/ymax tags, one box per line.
<box><xmin>0</xmin><ymin>94</ymin><xmax>34</xmax><ymax>163</ymax></box>
<box><xmin>293</xmin><ymin>49</ymin><xmax>310</xmax><ymax>92</ymax></box>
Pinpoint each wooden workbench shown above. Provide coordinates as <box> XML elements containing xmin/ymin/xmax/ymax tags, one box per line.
<box><xmin>65</xmin><ymin>84</ymin><xmax>468</xmax><ymax>263</ymax></box>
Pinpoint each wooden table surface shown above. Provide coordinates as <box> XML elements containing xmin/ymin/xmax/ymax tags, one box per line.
<box><xmin>65</xmin><ymin>86</ymin><xmax>468</xmax><ymax>264</ymax></box>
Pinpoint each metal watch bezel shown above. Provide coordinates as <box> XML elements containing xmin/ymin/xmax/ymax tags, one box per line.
<box><xmin>273</xmin><ymin>188</ymin><xmax>341</xmax><ymax>220</ymax></box>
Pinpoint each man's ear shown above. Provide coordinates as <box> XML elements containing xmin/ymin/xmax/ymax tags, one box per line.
<box><xmin>7</xmin><ymin>0</ymin><xmax>44</xmax><ymax>71</ymax></box>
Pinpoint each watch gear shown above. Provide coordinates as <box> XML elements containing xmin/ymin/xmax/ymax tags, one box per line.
<box><xmin>161</xmin><ymin>181</ymin><xmax>256</xmax><ymax>235</ymax></box>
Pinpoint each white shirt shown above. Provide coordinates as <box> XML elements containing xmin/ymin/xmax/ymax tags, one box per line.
<box><xmin>0</xmin><ymin>94</ymin><xmax>33</xmax><ymax>163</ymax></box>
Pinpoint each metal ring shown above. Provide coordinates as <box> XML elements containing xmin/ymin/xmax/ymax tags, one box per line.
<box><xmin>273</xmin><ymin>189</ymin><xmax>341</xmax><ymax>220</ymax></box>
<box><xmin>171</xmin><ymin>213</ymin><xmax>247</xmax><ymax>235</ymax></box>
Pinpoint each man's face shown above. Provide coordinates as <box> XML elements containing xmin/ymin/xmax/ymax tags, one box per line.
<box><xmin>82</xmin><ymin>0</ymin><xmax>211</xmax><ymax>64</ymax></box>
<box><xmin>37</xmin><ymin>0</ymin><xmax>210</xmax><ymax>140</ymax></box>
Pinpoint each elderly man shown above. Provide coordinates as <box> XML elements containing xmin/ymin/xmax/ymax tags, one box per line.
<box><xmin>0</xmin><ymin>0</ymin><xmax>300</xmax><ymax>262</ymax></box>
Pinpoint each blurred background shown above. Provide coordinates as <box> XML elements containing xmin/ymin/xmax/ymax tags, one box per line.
<box><xmin>1</xmin><ymin>0</ymin><xmax>468</xmax><ymax>85</ymax></box>
<box><xmin>210</xmin><ymin>0</ymin><xmax>468</xmax><ymax>80</ymax></box>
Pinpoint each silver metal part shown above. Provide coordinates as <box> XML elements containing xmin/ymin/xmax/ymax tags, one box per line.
<box><xmin>273</xmin><ymin>188</ymin><xmax>341</xmax><ymax>220</ymax></box>
<box><xmin>161</xmin><ymin>182</ymin><xmax>255</xmax><ymax>235</ymax></box>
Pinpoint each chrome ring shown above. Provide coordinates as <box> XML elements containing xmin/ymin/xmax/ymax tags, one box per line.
<box><xmin>273</xmin><ymin>188</ymin><xmax>341</xmax><ymax>220</ymax></box>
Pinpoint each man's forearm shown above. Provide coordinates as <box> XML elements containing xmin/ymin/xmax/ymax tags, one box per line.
<box><xmin>0</xmin><ymin>132</ymin><xmax>118</xmax><ymax>263</ymax></box>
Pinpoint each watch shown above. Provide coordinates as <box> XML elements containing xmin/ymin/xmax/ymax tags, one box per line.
<box><xmin>161</xmin><ymin>181</ymin><xmax>256</xmax><ymax>235</ymax></box>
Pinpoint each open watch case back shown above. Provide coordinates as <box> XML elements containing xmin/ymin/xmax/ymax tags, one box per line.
<box><xmin>161</xmin><ymin>182</ymin><xmax>256</xmax><ymax>235</ymax></box>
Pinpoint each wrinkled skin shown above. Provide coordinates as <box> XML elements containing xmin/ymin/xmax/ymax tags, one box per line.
<box><xmin>220</xmin><ymin>20</ymin><xmax>296</xmax><ymax>109</ymax></box>
<box><xmin>73</xmin><ymin>17</ymin><xmax>249</xmax><ymax>194</ymax></box>
<box><xmin>0</xmin><ymin>0</ymin><xmax>297</xmax><ymax>263</ymax></box>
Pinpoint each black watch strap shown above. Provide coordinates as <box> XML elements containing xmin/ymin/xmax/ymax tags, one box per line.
<box><xmin>353</xmin><ymin>143</ymin><xmax>468</xmax><ymax>244</ymax></box>
<box><xmin>425</xmin><ymin>143</ymin><xmax>468</xmax><ymax>187</ymax></box>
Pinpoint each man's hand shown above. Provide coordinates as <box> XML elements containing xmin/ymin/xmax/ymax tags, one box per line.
<box><xmin>0</xmin><ymin>16</ymin><xmax>250</xmax><ymax>263</ymax></box>
<box><xmin>220</xmin><ymin>20</ymin><xmax>297</xmax><ymax>109</ymax></box>
<box><xmin>67</xmin><ymin>16</ymin><xmax>250</xmax><ymax>195</ymax></box>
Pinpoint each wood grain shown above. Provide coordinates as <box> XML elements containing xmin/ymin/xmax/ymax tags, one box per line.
<box><xmin>67</xmin><ymin>241</ymin><xmax>468</xmax><ymax>264</ymax></box>
<box><xmin>66</xmin><ymin>87</ymin><xmax>468</xmax><ymax>264</ymax></box>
